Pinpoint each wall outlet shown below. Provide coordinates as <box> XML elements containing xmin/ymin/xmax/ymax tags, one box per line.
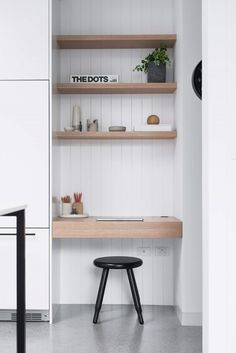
<box><xmin>155</xmin><ymin>246</ymin><xmax>169</xmax><ymax>256</ymax></box>
<box><xmin>137</xmin><ymin>247</ymin><xmax>152</xmax><ymax>256</ymax></box>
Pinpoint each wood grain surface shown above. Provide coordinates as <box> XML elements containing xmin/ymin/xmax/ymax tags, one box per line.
<box><xmin>57</xmin><ymin>34</ymin><xmax>176</xmax><ymax>49</ymax></box>
<box><xmin>52</xmin><ymin>216</ymin><xmax>182</xmax><ymax>238</ymax></box>
<box><xmin>55</xmin><ymin>83</ymin><xmax>177</xmax><ymax>94</ymax></box>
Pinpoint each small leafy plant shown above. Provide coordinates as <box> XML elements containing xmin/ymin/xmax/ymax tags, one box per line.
<box><xmin>133</xmin><ymin>46</ymin><xmax>170</xmax><ymax>73</ymax></box>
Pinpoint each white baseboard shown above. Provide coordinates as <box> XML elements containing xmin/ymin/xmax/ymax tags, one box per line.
<box><xmin>175</xmin><ymin>305</ymin><xmax>202</xmax><ymax>326</ymax></box>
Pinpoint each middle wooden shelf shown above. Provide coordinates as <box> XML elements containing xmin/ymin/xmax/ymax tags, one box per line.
<box><xmin>55</xmin><ymin>83</ymin><xmax>177</xmax><ymax>95</ymax></box>
<box><xmin>54</xmin><ymin>131</ymin><xmax>177</xmax><ymax>140</ymax></box>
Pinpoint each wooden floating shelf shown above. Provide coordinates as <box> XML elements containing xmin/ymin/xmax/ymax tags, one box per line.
<box><xmin>52</xmin><ymin>216</ymin><xmax>182</xmax><ymax>239</ymax></box>
<box><xmin>57</xmin><ymin>34</ymin><xmax>176</xmax><ymax>49</ymax></box>
<box><xmin>56</xmin><ymin>83</ymin><xmax>177</xmax><ymax>94</ymax></box>
<box><xmin>54</xmin><ymin>131</ymin><xmax>177</xmax><ymax>140</ymax></box>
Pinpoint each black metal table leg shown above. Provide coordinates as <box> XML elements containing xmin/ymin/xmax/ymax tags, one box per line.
<box><xmin>4</xmin><ymin>210</ymin><xmax>26</xmax><ymax>353</ymax></box>
<box><xmin>127</xmin><ymin>268</ymin><xmax>144</xmax><ymax>324</ymax></box>
<box><xmin>93</xmin><ymin>268</ymin><xmax>109</xmax><ymax>323</ymax></box>
<box><xmin>16</xmin><ymin>209</ymin><xmax>26</xmax><ymax>353</ymax></box>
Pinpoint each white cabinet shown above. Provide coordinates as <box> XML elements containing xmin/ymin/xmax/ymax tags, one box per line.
<box><xmin>0</xmin><ymin>0</ymin><xmax>49</xmax><ymax>79</ymax></box>
<box><xmin>0</xmin><ymin>81</ymin><xmax>49</xmax><ymax>228</ymax></box>
<box><xmin>0</xmin><ymin>229</ymin><xmax>49</xmax><ymax>310</ymax></box>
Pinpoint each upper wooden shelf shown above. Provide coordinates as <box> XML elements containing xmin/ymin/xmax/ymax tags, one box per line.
<box><xmin>52</xmin><ymin>216</ymin><xmax>182</xmax><ymax>239</ymax></box>
<box><xmin>57</xmin><ymin>34</ymin><xmax>176</xmax><ymax>49</ymax></box>
<box><xmin>54</xmin><ymin>131</ymin><xmax>177</xmax><ymax>140</ymax></box>
<box><xmin>55</xmin><ymin>83</ymin><xmax>177</xmax><ymax>94</ymax></box>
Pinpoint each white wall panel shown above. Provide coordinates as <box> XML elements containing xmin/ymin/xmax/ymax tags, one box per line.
<box><xmin>55</xmin><ymin>0</ymin><xmax>176</xmax><ymax>305</ymax></box>
<box><xmin>0</xmin><ymin>229</ymin><xmax>49</xmax><ymax>310</ymax></box>
<box><xmin>0</xmin><ymin>81</ymin><xmax>49</xmax><ymax>228</ymax></box>
<box><xmin>54</xmin><ymin>238</ymin><xmax>174</xmax><ymax>305</ymax></box>
<box><xmin>203</xmin><ymin>0</ymin><xmax>236</xmax><ymax>350</ymax></box>
<box><xmin>52</xmin><ymin>0</ymin><xmax>61</xmax><ymax>216</ymax></box>
<box><xmin>60</xmin><ymin>0</ymin><xmax>174</xmax><ymax>35</ymax></box>
<box><xmin>61</xmin><ymin>49</ymin><xmax>174</xmax><ymax>83</ymax></box>
<box><xmin>0</xmin><ymin>0</ymin><xmax>49</xmax><ymax>79</ymax></box>
<box><xmin>59</xmin><ymin>140</ymin><xmax>174</xmax><ymax>217</ymax></box>
<box><xmin>173</xmin><ymin>0</ymin><xmax>202</xmax><ymax>325</ymax></box>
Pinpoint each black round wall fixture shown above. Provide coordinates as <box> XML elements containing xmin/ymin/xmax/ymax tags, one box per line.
<box><xmin>192</xmin><ymin>61</ymin><xmax>202</xmax><ymax>100</ymax></box>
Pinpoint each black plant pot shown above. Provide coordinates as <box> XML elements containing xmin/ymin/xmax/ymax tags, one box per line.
<box><xmin>147</xmin><ymin>62</ymin><xmax>166</xmax><ymax>83</ymax></box>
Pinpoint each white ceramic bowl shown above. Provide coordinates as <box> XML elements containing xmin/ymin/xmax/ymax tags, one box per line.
<box><xmin>64</xmin><ymin>127</ymin><xmax>74</xmax><ymax>132</ymax></box>
<box><xmin>108</xmin><ymin>126</ymin><xmax>126</xmax><ymax>132</ymax></box>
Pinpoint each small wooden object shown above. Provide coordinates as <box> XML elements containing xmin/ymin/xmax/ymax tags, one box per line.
<box><xmin>147</xmin><ymin>114</ymin><xmax>160</xmax><ymax>124</ymax></box>
<box><xmin>73</xmin><ymin>202</ymin><xmax>83</xmax><ymax>215</ymax></box>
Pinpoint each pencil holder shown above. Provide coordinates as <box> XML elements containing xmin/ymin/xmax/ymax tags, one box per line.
<box><xmin>62</xmin><ymin>202</ymin><xmax>72</xmax><ymax>215</ymax></box>
<box><xmin>73</xmin><ymin>202</ymin><xmax>83</xmax><ymax>215</ymax></box>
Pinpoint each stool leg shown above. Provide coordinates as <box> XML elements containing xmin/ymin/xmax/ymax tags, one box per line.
<box><xmin>127</xmin><ymin>268</ymin><xmax>144</xmax><ymax>324</ymax></box>
<box><xmin>93</xmin><ymin>268</ymin><xmax>109</xmax><ymax>324</ymax></box>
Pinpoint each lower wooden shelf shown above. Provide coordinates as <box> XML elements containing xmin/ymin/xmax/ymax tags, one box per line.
<box><xmin>54</xmin><ymin>131</ymin><xmax>177</xmax><ymax>140</ymax></box>
<box><xmin>52</xmin><ymin>216</ymin><xmax>182</xmax><ymax>239</ymax></box>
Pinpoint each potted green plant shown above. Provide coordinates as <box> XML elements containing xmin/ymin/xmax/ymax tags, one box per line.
<box><xmin>133</xmin><ymin>45</ymin><xmax>170</xmax><ymax>82</ymax></box>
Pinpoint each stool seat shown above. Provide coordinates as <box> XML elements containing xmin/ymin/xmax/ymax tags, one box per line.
<box><xmin>94</xmin><ymin>256</ymin><xmax>143</xmax><ymax>270</ymax></box>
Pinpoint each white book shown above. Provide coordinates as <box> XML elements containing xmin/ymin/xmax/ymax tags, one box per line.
<box><xmin>133</xmin><ymin>124</ymin><xmax>173</xmax><ymax>131</ymax></box>
<box><xmin>70</xmin><ymin>74</ymin><xmax>119</xmax><ymax>83</ymax></box>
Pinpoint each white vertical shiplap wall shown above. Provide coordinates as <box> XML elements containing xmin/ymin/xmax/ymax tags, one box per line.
<box><xmin>55</xmin><ymin>238</ymin><xmax>174</xmax><ymax>305</ymax></box>
<box><xmin>59</xmin><ymin>0</ymin><xmax>174</xmax><ymax>35</ymax></box>
<box><xmin>59</xmin><ymin>138</ymin><xmax>174</xmax><ymax>217</ymax></box>
<box><xmin>54</xmin><ymin>0</ymin><xmax>176</xmax><ymax>305</ymax></box>
<box><xmin>173</xmin><ymin>0</ymin><xmax>202</xmax><ymax>325</ymax></box>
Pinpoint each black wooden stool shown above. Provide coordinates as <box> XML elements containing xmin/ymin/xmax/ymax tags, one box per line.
<box><xmin>93</xmin><ymin>256</ymin><xmax>144</xmax><ymax>324</ymax></box>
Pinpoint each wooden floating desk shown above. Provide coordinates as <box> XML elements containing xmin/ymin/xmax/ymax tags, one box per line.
<box><xmin>52</xmin><ymin>216</ymin><xmax>182</xmax><ymax>239</ymax></box>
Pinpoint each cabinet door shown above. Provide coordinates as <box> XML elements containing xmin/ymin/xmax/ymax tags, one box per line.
<box><xmin>0</xmin><ymin>235</ymin><xmax>16</xmax><ymax>309</ymax></box>
<box><xmin>0</xmin><ymin>0</ymin><xmax>49</xmax><ymax>79</ymax></box>
<box><xmin>0</xmin><ymin>229</ymin><xmax>49</xmax><ymax>310</ymax></box>
<box><xmin>0</xmin><ymin>81</ymin><xmax>49</xmax><ymax>228</ymax></box>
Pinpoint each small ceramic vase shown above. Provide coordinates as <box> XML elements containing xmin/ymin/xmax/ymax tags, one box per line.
<box><xmin>73</xmin><ymin>202</ymin><xmax>83</xmax><ymax>215</ymax></box>
<box><xmin>62</xmin><ymin>203</ymin><xmax>72</xmax><ymax>215</ymax></box>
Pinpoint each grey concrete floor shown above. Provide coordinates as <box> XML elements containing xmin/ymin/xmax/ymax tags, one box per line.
<box><xmin>0</xmin><ymin>305</ymin><xmax>202</xmax><ymax>353</ymax></box>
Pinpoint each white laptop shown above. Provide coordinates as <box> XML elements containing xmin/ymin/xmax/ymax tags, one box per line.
<box><xmin>96</xmin><ymin>217</ymin><xmax>144</xmax><ymax>221</ymax></box>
